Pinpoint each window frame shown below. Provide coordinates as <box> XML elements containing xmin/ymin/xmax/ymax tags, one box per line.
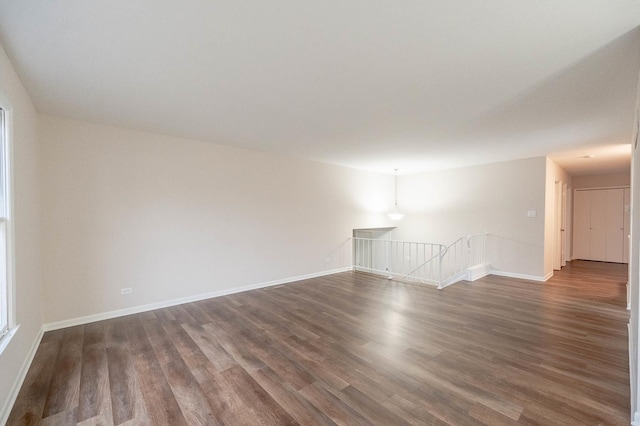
<box><xmin>0</xmin><ymin>103</ymin><xmax>14</xmax><ymax>348</ymax></box>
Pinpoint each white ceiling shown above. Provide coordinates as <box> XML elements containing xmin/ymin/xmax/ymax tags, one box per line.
<box><xmin>0</xmin><ymin>1</ymin><xmax>639</xmax><ymax>175</ymax></box>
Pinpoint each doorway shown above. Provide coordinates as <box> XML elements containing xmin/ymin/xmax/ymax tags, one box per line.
<box><xmin>554</xmin><ymin>181</ymin><xmax>568</xmax><ymax>270</ymax></box>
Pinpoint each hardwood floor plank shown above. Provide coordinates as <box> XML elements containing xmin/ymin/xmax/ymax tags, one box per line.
<box><xmin>182</xmin><ymin>300</ymin><xmax>216</xmax><ymax>324</ymax></box>
<box><xmin>77</xmin><ymin>342</ymin><xmax>110</xmax><ymax>422</ymax></box>
<box><xmin>82</xmin><ymin>322</ymin><xmax>106</xmax><ymax>347</ymax></box>
<box><xmin>41</xmin><ymin>325</ymin><xmax>84</xmax><ymax>418</ymax></box>
<box><xmin>181</xmin><ymin>323</ymin><xmax>236</xmax><ymax>373</ymax></box>
<box><xmin>220</xmin><ymin>365</ymin><xmax>298</xmax><ymax>426</ymax></box>
<box><xmin>5</xmin><ymin>340</ymin><xmax>61</xmax><ymax>425</ymax></box>
<box><xmin>142</xmin><ymin>319</ymin><xmax>183</xmax><ymax>366</ymax></box>
<box><xmin>167</xmin><ymin>304</ymin><xmax>200</xmax><ymax>325</ymax></box>
<box><xmin>401</xmin><ymin>348</ymin><xmax>525</xmax><ymax>420</ymax></box>
<box><xmin>76</xmin><ymin>410</ymin><xmax>114</xmax><ymax>426</ymax></box>
<box><xmin>162</xmin><ymin>356</ymin><xmax>220</xmax><ymax>425</ymax></box>
<box><xmin>39</xmin><ymin>407</ymin><xmax>78</xmax><ymax>425</ymax></box>
<box><xmin>104</xmin><ymin>318</ymin><xmax>127</xmax><ymax>348</ymax></box>
<box><xmin>118</xmin><ymin>375</ymin><xmax>153</xmax><ymax>426</ymax></box>
<box><xmin>200</xmin><ymin>321</ymin><xmax>267</xmax><ymax>372</ymax></box>
<box><xmin>383</xmin><ymin>394</ymin><xmax>451</xmax><ymax>426</ymax></box>
<box><xmin>468</xmin><ymin>402</ymin><xmax>521</xmax><ymax>426</ymax></box>
<box><xmin>251</xmin><ymin>366</ymin><xmax>338</xmax><ymax>426</ymax></box>
<box><xmin>162</xmin><ymin>321</ymin><xmax>213</xmax><ymax>370</ymax></box>
<box><xmin>131</xmin><ymin>349</ymin><xmax>188</xmax><ymax>425</ymax></box>
<box><xmin>193</xmin><ymin>365</ymin><xmax>256</xmax><ymax>425</ymax></box>
<box><xmin>276</xmin><ymin>336</ymin><xmax>350</xmax><ymax>391</ymax></box>
<box><xmin>337</xmin><ymin>384</ymin><xmax>412</xmax><ymax>426</ymax></box>
<box><xmin>106</xmin><ymin>345</ymin><xmax>136</xmax><ymax>425</ymax></box>
<box><xmin>299</xmin><ymin>381</ymin><xmax>370</xmax><ymax>426</ymax></box>
<box><xmin>224</xmin><ymin>329</ymin><xmax>315</xmax><ymax>391</ymax></box>
<box><xmin>40</xmin><ymin>328</ymin><xmax>65</xmax><ymax>345</ymax></box>
<box><xmin>123</xmin><ymin>317</ymin><xmax>153</xmax><ymax>356</ymax></box>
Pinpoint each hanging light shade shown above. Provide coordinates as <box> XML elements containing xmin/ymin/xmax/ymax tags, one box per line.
<box><xmin>388</xmin><ymin>169</ymin><xmax>404</xmax><ymax>221</ymax></box>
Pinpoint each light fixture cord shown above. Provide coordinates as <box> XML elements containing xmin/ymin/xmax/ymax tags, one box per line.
<box><xmin>394</xmin><ymin>169</ymin><xmax>399</xmax><ymax>207</ymax></box>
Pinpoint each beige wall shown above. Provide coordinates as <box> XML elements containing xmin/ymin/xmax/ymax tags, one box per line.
<box><xmin>0</xmin><ymin>45</ymin><xmax>43</xmax><ymax>421</ymax></box>
<box><xmin>391</xmin><ymin>157</ymin><xmax>548</xmax><ymax>279</ymax></box>
<box><xmin>38</xmin><ymin>113</ymin><xmax>559</xmax><ymax>323</ymax></box>
<box><xmin>573</xmin><ymin>172</ymin><xmax>630</xmax><ymax>189</ymax></box>
<box><xmin>39</xmin><ymin>115</ymin><xmax>391</xmax><ymax>325</ymax></box>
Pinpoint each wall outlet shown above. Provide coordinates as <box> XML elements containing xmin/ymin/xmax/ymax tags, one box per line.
<box><xmin>527</xmin><ymin>210</ymin><xmax>537</xmax><ymax>218</ymax></box>
<box><xmin>325</xmin><ymin>257</ymin><xmax>331</xmax><ymax>263</ymax></box>
<box><xmin>121</xmin><ymin>287</ymin><xmax>132</xmax><ymax>295</ymax></box>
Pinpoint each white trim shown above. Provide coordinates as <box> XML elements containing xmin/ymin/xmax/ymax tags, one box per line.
<box><xmin>391</xmin><ymin>274</ymin><xmax>438</xmax><ymax>286</ymax></box>
<box><xmin>0</xmin><ymin>106</ymin><xmax>10</xmax><ymax>339</ymax></box>
<box><xmin>43</xmin><ymin>267</ymin><xmax>351</xmax><ymax>331</ymax></box>
<box><xmin>437</xmin><ymin>264</ymin><xmax>492</xmax><ymax>290</ymax></box>
<box><xmin>575</xmin><ymin>186</ymin><xmax>630</xmax><ymax>192</ymax></box>
<box><xmin>438</xmin><ymin>269</ymin><xmax>469</xmax><ymax>289</ymax></box>
<box><xmin>631</xmin><ymin>323</ymin><xmax>637</xmax><ymax>425</ymax></box>
<box><xmin>467</xmin><ymin>263</ymin><xmax>490</xmax><ymax>281</ymax></box>
<box><xmin>0</xmin><ymin>100</ymin><xmax>16</xmax><ymax>336</ymax></box>
<box><xmin>489</xmin><ymin>269</ymin><xmax>552</xmax><ymax>282</ymax></box>
<box><xmin>0</xmin><ymin>323</ymin><xmax>17</xmax><ymax>355</ymax></box>
<box><xmin>0</xmin><ymin>325</ymin><xmax>43</xmax><ymax>426</ymax></box>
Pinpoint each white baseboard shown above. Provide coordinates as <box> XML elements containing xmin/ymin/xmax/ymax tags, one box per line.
<box><xmin>0</xmin><ymin>326</ymin><xmax>44</xmax><ymax>425</ymax></box>
<box><xmin>489</xmin><ymin>269</ymin><xmax>551</xmax><ymax>282</ymax></box>
<box><xmin>438</xmin><ymin>270</ymin><xmax>469</xmax><ymax>289</ymax></box>
<box><xmin>44</xmin><ymin>267</ymin><xmax>352</xmax><ymax>332</ymax></box>
<box><xmin>633</xmin><ymin>411</ymin><xmax>640</xmax><ymax>426</ymax></box>
<box><xmin>467</xmin><ymin>263</ymin><xmax>490</xmax><ymax>281</ymax></box>
<box><xmin>438</xmin><ymin>264</ymin><xmax>491</xmax><ymax>290</ymax></box>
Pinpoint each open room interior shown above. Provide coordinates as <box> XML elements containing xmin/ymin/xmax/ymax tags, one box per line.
<box><xmin>0</xmin><ymin>1</ymin><xmax>639</xmax><ymax>425</ymax></box>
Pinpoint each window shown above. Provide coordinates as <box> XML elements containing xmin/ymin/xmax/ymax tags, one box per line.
<box><xmin>0</xmin><ymin>108</ymin><xmax>8</xmax><ymax>339</ymax></box>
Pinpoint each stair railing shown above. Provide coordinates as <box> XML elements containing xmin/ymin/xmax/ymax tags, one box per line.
<box><xmin>353</xmin><ymin>233</ymin><xmax>488</xmax><ymax>289</ymax></box>
<box><xmin>352</xmin><ymin>237</ymin><xmax>447</xmax><ymax>285</ymax></box>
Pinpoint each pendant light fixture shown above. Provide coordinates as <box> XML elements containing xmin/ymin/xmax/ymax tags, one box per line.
<box><xmin>388</xmin><ymin>169</ymin><xmax>404</xmax><ymax>221</ymax></box>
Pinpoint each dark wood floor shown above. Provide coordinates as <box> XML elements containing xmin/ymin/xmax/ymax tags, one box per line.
<box><xmin>8</xmin><ymin>260</ymin><xmax>630</xmax><ymax>425</ymax></box>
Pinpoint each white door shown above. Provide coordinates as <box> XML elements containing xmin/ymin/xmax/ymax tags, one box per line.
<box><xmin>566</xmin><ymin>187</ymin><xmax>573</xmax><ymax>260</ymax></box>
<box><xmin>554</xmin><ymin>181</ymin><xmax>562</xmax><ymax>270</ymax></box>
<box><xmin>573</xmin><ymin>190</ymin><xmax>591</xmax><ymax>260</ymax></box>
<box><xmin>573</xmin><ymin>188</ymin><xmax>629</xmax><ymax>263</ymax></box>
<box><xmin>605</xmin><ymin>189</ymin><xmax>624</xmax><ymax>263</ymax></box>
<box><xmin>561</xmin><ymin>183</ymin><xmax>568</xmax><ymax>266</ymax></box>
<box><xmin>590</xmin><ymin>190</ymin><xmax>608</xmax><ymax>261</ymax></box>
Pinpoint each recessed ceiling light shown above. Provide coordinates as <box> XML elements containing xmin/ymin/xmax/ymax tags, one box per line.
<box><xmin>581</xmin><ymin>155</ymin><xmax>596</xmax><ymax>159</ymax></box>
